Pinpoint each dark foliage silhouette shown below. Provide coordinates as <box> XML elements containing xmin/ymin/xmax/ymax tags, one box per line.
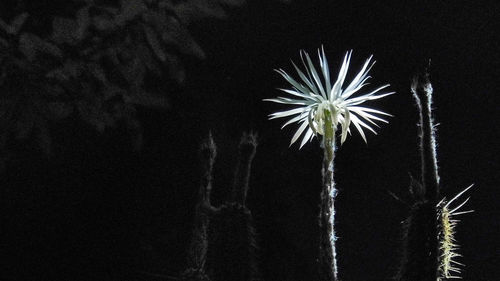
<box><xmin>0</xmin><ymin>0</ymin><xmax>247</xmax><ymax>166</ymax></box>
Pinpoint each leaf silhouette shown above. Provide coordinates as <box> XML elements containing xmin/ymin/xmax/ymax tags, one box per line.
<box><xmin>135</xmin><ymin>43</ymin><xmax>159</xmax><ymax>74</ymax></box>
<box><xmin>52</xmin><ymin>17</ymin><xmax>79</xmax><ymax>45</ymax></box>
<box><xmin>164</xmin><ymin>51</ymin><xmax>185</xmax><ymax>83</ymax></box>
<box><xmin>161</xmin><ymin>15</ymin><xmax>205</xmax><ymax>59</ymax></box>
<box><xmin>45</xmin><ymin>102</ymin><xmax>74</xmax><ymax>120</ymax></box>
<box><xmin>76</xmin><ymin>6</ymin><xmax>91</xmax><ymax>40</ymax></box>
<box><xmin>0</xmin><ymin>18</ymin><xmax>11</xmax><ymax>34</ymax></box>
<box><xmin>9</xmin><ymin>12</ymin><xmax>29</xmax><ymax>35</ymax></box>
<box><xmin>143</xmin><ymin>23</ymin><xmax>166</xmax><ymax>62</ymax></box>
<box><xmin>172</xmin><ymin>0</ymin><xmax>229</xmax><ymax>23</ymax></box>
<box><xmin>19</xmin><ymin>33</ymin><xmax>63</xmax><ymax>61</ymax></box>
<box><xmin>117</xmin><ymin>0</ymin><xmax>147</xmax><ymax>24</ymax></box>
<box><xmin>92</xmin><ymin>15</ymin><xmax>117</xmax><ymax>32</ymax></box>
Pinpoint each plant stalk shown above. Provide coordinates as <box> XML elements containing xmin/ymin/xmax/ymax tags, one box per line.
<box><xmin>318</xmin><ymin>109</ymin><xmax>339</xmax><ymax>281</ymax></box>
<box><xmin>185</xmin><ymin>133</ymin><xmax>216</xmax><ymax>273</ymax></box>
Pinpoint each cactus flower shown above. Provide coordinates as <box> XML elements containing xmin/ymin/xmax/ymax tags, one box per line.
<box><xmin>265</xmin><ymin>47</ymin><xmax>394</xmax><ymax>148</ymax></box>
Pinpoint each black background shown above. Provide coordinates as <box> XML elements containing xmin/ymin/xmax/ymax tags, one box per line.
<box><xmin>2</xmin><ymin>1</ymin><xmax>499</xmax><ymax>280</ymax></box>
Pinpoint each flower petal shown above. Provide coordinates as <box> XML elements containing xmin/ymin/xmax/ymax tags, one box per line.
<box><xmin>290</xmin><ymin>120</ymin><xmax>309</xmax><ymax>147</ymax></box>
<box><xmin>319</xmin><ymin>46</ymin><xmax>331</xmax><ymax>94</ymax></box>
<box><xmin>351</xmin><ymin>113</ymin><xmax>377</xmax><ymax>135</ymax></box>
<box><xmin>264</xmin><ymin>96</ymin><xmax>313</xmax><ymax>105</ymax></box>
<box><xmin>293</xmin><ymin>59</ymin><xmax>320</xmax><ymax>96</ymax></box>
<box><xmin>308</xmin><ymin>107</ymin><xmax>321</xmax><ymax>135</ymax></box>
<box><xmin>303</xmin><ymin>50</ymin><xmax>327</xmax><ymax>99</ymax></box>
<box><xmin>276</xmin><ymin>88</ymin><xmax>322</xmax><ymax>102</ymax></box>
<box><xmin>281</xmin><ymin>111</ymin><xmax>309</xmax><ymax>129</ymax></box>
<box><xmin>343</xmin><ymin>55</ymin><xmax>374</xmax><ymax>95</ymax></box>
<box><xmin>348</xmin><ymin>107</ymin><xmax>390</xmax><ymax>125</ymax></box>
<box><xmin>269</xmin><ymin>107</ymin><xmax>307</xmax><ymax>119</ymax></box>
<box><xmin>300</xmin><ymin>127</ymin><xmax>314</xmax><ymax>149</ymax></box>
<box><xmin>348</xmin><ymin>105</ymin><xmax>393</xmax><ymax>117</ymax></box>
<box><xmin>275</xmin><ymin>69</ymin><xmax>312</xmax><ymax>97</ymax></box>
<box><xmin>341</xmin><ymin>78</ymin><xmax>370</xmax><ymax>99</ymax></box>
<box><xmin>344</xmin><ymin>88</ymin><xmax>394</xmax><ymax>105</ymax></box>
<box><xmin>340</xmin><ymin>109</ymin><xmax>350</xmax><ymax>144</ymax></box>
<box><xmin>350</xmin><ymin>115</ymin><xmax>367</xmax><ymax>143</ymax></box>
<box><xmin>330</xmin><ymin>50</ymin><xmax>351</xmax><ymax>101</ymax></box>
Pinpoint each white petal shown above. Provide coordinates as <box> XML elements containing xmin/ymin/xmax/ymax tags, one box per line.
<box><xmin>330</xmin><ymin>50</ymin><xmax>351</xmax><ymax>101</ymax></box>
<box><xmin>295</xmin><ymin>53</ymin><xmax>321</xmax><ymax>96</ymax></box>
<box><xmin>348</xmin><ymin>107</ymin><xmax>390</xmax><ymax>125</ymax></box>
<box><xmin>345</xmin><ymin>92</ymin><xmax>395</xmax><ymax>106</ymax></box>
<box><xmin>304</xmin><ymin>51</ymin><xmax>327</xmax><ymax>99</ymax></box>
<box><xmin>277</xmin><ymin>88</ymin><xmax>322</xmax><ymax>102</ymax></box>
<box><xmin>351</xmin><ymin>113</ymin><xmax>377</xmax><ymax>135</ymax></box>
<box><xmin>275</xmin><ymin>69</ymin><xmax>312</xmax><ymax>97</ymax></box>
<box><xmin>350</xmin><ymin>116</ymin><xmax>367</xmax><ymax>143</ymax></box>
<box><xmin>281</xmin><ymin>112</ymin><xmax>309</xmax><ymax>129</ymax></box>
<box><xmin>344</xmin><ymin>56</ymin><xmax>374</xmax><ymax>94</ymax></box>
<box><xmin>264</xmin><ymin>97</ymin><xmax>313</xmax><ymax>105</ymax></box>
<box><xmin>343</xmin><ymin>85</ymin><xmax>392</xmax><ymax>105</ymax></box>
<box><xmin>290</xmin><ymin>120</ymin><xmax>309</xmax><ymax>147</ymax></box>
<box><xmin>340</xmin><ymin>109</ymin><xmax>350</xmax><ymax>144</ymax></box>
<box><xmin>319</xmin><ymin>46</ymin><xmax>331</xmax><ymax>94</ymax></box>
<box><xmin>269</xmin><ymin>107</ymin><xmax>307</xmax><ymax>119</ymax></box>
<box><xmin>300</xmin><ymin>127</ymin><xmax>314</xmax><ymax>149</ymax></box>
<box><xmin>341</xmin><ymin>78</ymin><xmax>370</xmax><ymax>99</ymax></box>
<box><xmin>348</xmin><ymin>105</ymin><xmax>393</xmax><ymax>117</ymax></box>
<box><xmin>308</xmin><ymin>107</ymin><xmax>319</xmax><ymax>134</ymax></box>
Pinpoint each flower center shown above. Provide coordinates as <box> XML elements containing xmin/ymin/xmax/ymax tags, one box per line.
<box><xmin>313</xmin><ymin>101</ymin><xmax>343</xmax><ymax>135</ymax></box>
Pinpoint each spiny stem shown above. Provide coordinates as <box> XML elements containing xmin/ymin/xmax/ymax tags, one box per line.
<box><xmin>318</xmin><ymin>108</ymin><xmax>338</xmax><ymax>281</ymax></box>
<box><xmin>397</xmin><ymin>67</ymin><xmax>440</xmax><ymax>281</ymax></box>
<box><xmin>231</xmin><ymin>132</ymin><xmax>258</xmax><ymax>205</ymax></box>
<box><xmin>411</xmin><ymin>66</ymin><xmax>440</xmax><ymax>200</ymax></box>
<box><xmin>208</xmin><ymin>132</ymin><xmax>260</xmax><ymax>281</ymax></box>
<box><xmin>185</xmin><ymin>133</ymin><xmax>216</xmax><ymax>271</ymax></box>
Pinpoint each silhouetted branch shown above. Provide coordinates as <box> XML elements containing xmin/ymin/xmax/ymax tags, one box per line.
<box><xmin>184</xmin><ymin>132</ymin><xmax>260</xmax><ymax>281</ymax></box>
<box><xmin>208</xmin><ymin>202</ymin><xmax>259</xmax><ymax>281</ymax></box>
<box><xmin>231</xmin><ymin>132</ymin><xmax>258</xmax><ymax>205</ymax></box>
<box><xmin>184</xmin><ymin>133</ymin><xmax>217</xmax><ymax>276</ymax></box>
<box><xmin>411</xmin><ymin>62</ymin><xmax>440</xmax><ymax>200</ymax></box>
<box><xmin>397</xmin><ymin>65</ymin><xmax>439</xmax><ymax>281</ymax></box>
<box><xmin>209</xmin><ymin>131</ymin><xmax>259</xmax><ymax>281</ymax></box>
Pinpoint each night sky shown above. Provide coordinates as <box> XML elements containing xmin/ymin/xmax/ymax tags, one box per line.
<box><xmin>1</xmin><ymin>1</ymin><xmax>499</xmax><ymax>280</ymax></box>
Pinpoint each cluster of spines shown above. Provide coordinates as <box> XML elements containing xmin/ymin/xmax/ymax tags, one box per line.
<box><xmin>395</xmin><ymin>66</ymin><xmax>474</xmax><ymax>281</ymax></box>
<box><xmin>437</xmin><ymin>185</ymin><xmax>474</xmax><ymax>280</ymax></box>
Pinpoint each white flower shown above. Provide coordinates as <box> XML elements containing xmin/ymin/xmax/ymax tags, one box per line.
<box><xmin>265</xmin><ymin>47</ymin><xmax>395</xmax><ymax>148</ymax></box>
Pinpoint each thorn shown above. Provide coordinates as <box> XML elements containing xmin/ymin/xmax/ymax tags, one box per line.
<box><xmin>445</xmin><ymin>184</ymin><xmax>474</xmax><ymax>208</ymax></box>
